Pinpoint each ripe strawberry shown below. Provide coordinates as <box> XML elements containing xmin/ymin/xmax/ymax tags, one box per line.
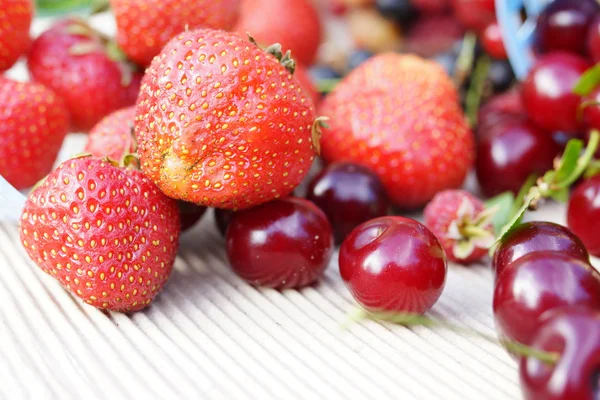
<box><xmin>110</xmin><ymin>0</ymin><xmax>241</xmax><ymax>67</ymax></box>
<box><xmin>411</xmin><ymin>0</ymin><xmax>450</xmax><ymax>13</ymax></box>
<box><xmin>234</xmin><ymin>0</ymin><xmax>322</xmax><ymax>66</ymax></box>
<box><xmin>19</xmin><ymin>156</ymin><xmax>180</xmax><ymax>312</ymax></box>
<box><xmin>135</xmin><ymin>29</ymin><xmax>319</xmax><ymax>210</ymax></box>
<box><xmin>85</xmin><ymin>106</ymin><xmax>136</xmax><ymax>160</ymax></box>
<box><xmin>27</xmin><ymin>18</ymin><xmax>142</xmax><ymax>132</ymax></box>
<box><xmin>0</xmin><ymin>77</ymin><xmax>70</xmax><ymax>190</ymax></box>
<box><xmin>404</xmin><ymin>14</ymin><xmax>465</xmax><ymax>58</ymax></box>
<box><xmin>0</xmin><ymin>0</ymin><xmax>32</xmax><ymax>70</ymax></box>
<box><xmin>319</xmin><ymin>53</ymin><xmax>475</xmax><ymax>209</ymax></box>
<box><xmin>294</xmin><ymin>64</ymin><xmax>320</xmax><ymax>109</ymax></box>
<box><xmin>424</xmin><ymin>190</ymin><xmax>495</xmax><ymax>264</ymax></box>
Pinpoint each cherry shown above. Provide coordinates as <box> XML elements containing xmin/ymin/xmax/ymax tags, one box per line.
<box><xmin>588</xmin><ymin>16</ymin><xmax>600</xmax><ymax>63</ymax></box>
<box><xmin>520</xmin><ymin>307</ymin><xmax>600</xmax><ymax>400</ymax></box>
<box><xmin>493</xmin><ymin>251</ymin><xmax>600</xmax><ymax>346</ymax></box>
<box><xmin>477</xmin><ymin>89</ymin><xmax>525</xmax><ymax>138</ymax></box>
<box><xmin>214</xmin><ymin>208</ymin><xmax>234</xmax><ymax>236</ymax></box>
<box><xmin>536</xmin><ymin>0</ymin><xmax>600</xmax><ymax>55</ymax></box>
<box><xmin>306</xmin><ymin>162</ymin><xmax>389</xmax><ymax>244</ymax></box>
<box><xmin>493</xmin><ymin>221</ymin><xmax>590</xmax><ymax>280</ymax></box>
<box><xmin>451</xmin><ymin>0</ymin><xmax>495</xmax><ymax>32</ymax></box>
<box><xmin>476</xmin><ymin>117</ymin><xmax>559</xmax><ymax>197</ymax></box>
<box><xmin>482</xmin><ymin>21</ymin><xmax>507</xmax><ymax>60</ymax></box>
<box><xmin>226</xmin><ymin>197</ymin><xmax>333</xmax><ymax>289</ymax></box>
<box><xmin>339</xmin><ymin>216</ymin><xmax>447</xmax><ymax>314</ymax></box>
<box><xmin>177</xmin><ymin>201</ymin><xmax>207</xmax><ymax>232</ymax></box>
<box><xmin>522</xmin><ymin>52</ymin><xmax>591</xmax><ymax>134</ymax></box>
<box><xmin>568</xmin><ymin>175</ymin><xmax>600</xmax><ymax>257</ymax></box>
<box><xmin>582</xmin><ymin>86</ymin><xmax>600</xmax><ymax>133</ymax></box>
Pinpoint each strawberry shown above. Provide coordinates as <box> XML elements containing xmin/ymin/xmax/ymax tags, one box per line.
<box><xmin>424</xmin><ymin>190</ymin><xmax>495</xmax><ymax>264</ymax></box>
<box><xmin>27</xmin><ymin>18</ymin><xmax>142</xmax><ymax>132</ymax></box>
<box><xmin>85</xmin><ymin>106</ymin><xmax>136</xmax><ymax>160</ymax></box>
<box><xmin>0</xmin><ymin>77</ymin><xmax>70</xmax><ymax>190</ymax></box>
<box><xmin>135</xmin><ymin>29</ymin><xmax>319</xmax><ymax>210</ymax></box>
<box><xmin>19</xmin><ymin>156</ymin><xmax>180</xmax><ymax>312</ymax></box>
<box><xmin>0</xmin><ymin>0</ymin><xmax>33</xmax><ymax>70</ymax></box>
<box><xmin>234</xmin><ymin>0</ymin><xmax>322</xmax><ymax>66</ymax></box>
<box><xmin>110</xmin><ymin>0</ymin><xmax>241</xmax><ymax>66</ymax></box>
<box><xmin>294</xmin><ymin>64</ymin><xmax>320</xmax><ymax>109</ymax></box>
<box><xmin>319</xmin><ymin>53</ymin><xmax>475</xmax><ymax>209</ymax></box>
<box><xmin>404</xmin><ymin>14</ymin><xmax>465</xmax><ymax>58</ymax></box>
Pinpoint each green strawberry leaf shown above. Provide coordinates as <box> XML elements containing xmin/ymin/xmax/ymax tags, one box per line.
<box><xmin>484</xmin><ymin>192</ymin><xmax>514</xmax><ymax>234</ymax></box>
<box><xmin>573</xmin><ymin>64</ymin><xmax>600</xmax><ymax>96</ymax></box>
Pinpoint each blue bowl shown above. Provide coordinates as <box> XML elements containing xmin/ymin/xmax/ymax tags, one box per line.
<box><xmin>495</xmin><ymin>0</ymin><xmax>553</xmax><ymax>79</ymax></box>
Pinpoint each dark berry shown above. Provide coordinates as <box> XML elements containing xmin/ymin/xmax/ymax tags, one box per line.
<box><xmin>476</xmin><ymin>118</ymin><xmax>559</xmax><ymax>197</ymax></box>
<box><xmin>493</xmin><ymin>251</ymin><xmax>600</xmax><ymax>346</ymax></box>
<box><xmin>522</xmin><ymin>52</ymin><xmax>591</xmax><ymax>134</ymax></box>
<box><xmin>482</xmin><ymin>21</ymin><xmax>507</xmax><ymax>60</ymax></box>
<box><xmin>487</xmin><ymin>59</ymin><xmax>515</xmax><ymax>93</ymax></box>
<box><xmin>588</xmin><ymin>15</ymin><xmax>600</xmax><ymax>63</ymax></box>
<box><xmin>375</xmin><ymin>0</ymin><xmax>419</xmax><ymax>25</ymax></box>
<box><xmin>339</xmin><ymin>216</ymin><xmax>447</xmax><ymax>314</ymax></box>
<box><xmin>306</xmin><ymin>162</ymin><xmax>389</xmax><ymax>244</ymax></box>
<box><xmin>177</xmin><ymin>201</ymin><xmax>207</xmax><ymax>232</ymax></box>
<box><xmin>493</xmin><ymin>221</ymin><xmax>590</xmax><ymax>280</ymax></box>
<box><xmin>214</xmin><ymin>208</ymin><xmax>234</xmax><ymax>236</ymax></box>
<box><xmin>347</xmin><ymin>49</ymin><xmax>374</xmax><ymax>71</ymax></box>
<box><xmin>536</xmin><ymin>0</ymin><xmax>600</xmax><ymax>55</ymax></box>
<box><xmin>520</xmin><ymin>307</ymin><xmax>600</xmax><ymax>400</ymax></box>
<box><xmin>226</xmin><ymin>197</ymin><xmax>333</xmax><ymax>289</ymax></box>
<box><xmin>568</xmin><ymin>175</ymin><xmax>600</xmax><ymax>257</ymax></box>
<box><xmin>477</xmin><ymin>89</ymin><xmax>525</xmax><ymax>137</ymax></box>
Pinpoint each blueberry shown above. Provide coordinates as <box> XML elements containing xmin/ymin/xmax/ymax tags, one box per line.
<box><xmin>488</xmin><ymin>59</ymin><xmax>515</xmax><ymax>93</ymax></box>
<box><xmin>375</xmin><ymin>0</ymin><xmax>419</xmax><ymax>25</ymax></box>
<box><xmin>347</xmin><ymin>49</ymin><xmax>373</xmax><ymax>71</ymax></box>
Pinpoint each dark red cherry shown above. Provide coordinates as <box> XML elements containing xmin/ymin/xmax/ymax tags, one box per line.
<box><xmin>306</xmin><ymin>162</ymin><xmax>389</xmax><ymax>244</ymax></box>
<box><xmin>568</xmin><ymin>175</ymin><xmax>600</xmax><ymax>257</ymax></box>
<box><xmin>521</xmin><ymin>307</ymin><xmax>600</xmax><ymax>400</ymax></box>
<box><xmin>339</xmin><ymin>216</ymin><xmax>447</xmax><ymax>314</ymax></box>
<box><xmin>493</xmin><ymin>251</ymin><xmax>600</xmax><ymax>346</ymax></box>
<box><xmin>482</xmin><ymin>21</ymin><xmax>507</xmax><ymax>59</ymax></box>
<box><xmin>477</xmin><ymin>89</ymin><xmax>525</xmax><ymax>138</ymax></box>
<box><xmin>451</xmin><ymin>0</ymin><xmax>495</xmax><ymax>32</ymax></box>
<box><xmin>177</xmin><ymin>201</ymin><xmax>207</xmax><ymax>232</ymax></box>
<box><xmin>522</xmin><ymin>52</ymin><xmax>591</xmax><ymax>134</ymax></box>
<box><xmin>226</xmin><ymin>197</ymin><xmax>333</xmax><ymax>289</ymax></box>
<box><xmin>536</xmin><ymin>0</ymin><xmax>600</xmax><ymax>55</ymax></box>
<box><xmin>214</xmin><ymin>208</ymin><xmax>234</xmax><ymax>236</ymax></box>
<box><xmin>588</xmin><ymin>16</ymin><xmax>600</xmax><ymax>63</ymax></box>
<box><xmin>582</xmin><ymin>86</ymin><xmax>600</xmax><ymax>133</ymax></box>
<box><xmin>476</xmin><ymin>118</ymin><xmax>559</xmax><ymax>197</ymax></box>
<box><xmin>493</xmin><ymin>221</ymin><xmax>590</xmax><ymax>280</ymax></box>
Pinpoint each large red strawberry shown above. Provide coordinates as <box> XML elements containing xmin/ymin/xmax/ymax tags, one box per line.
<box><xmin>294</xmin><ymin>64</ymin><xmax>320</xmax><ymax>108</ymax></box>
<box><xmin>135</xmin><ymin>29</ymin><xmax>319</xmax><ymax>210</ymax></box>
<box><xmin>319</xmin><ymin>53</ymin><xmax>474</xmax><ymax>209</ymax></box>
<box><xmin>0</xmin><ymin>77</ymin><xmax>70</xmax><ymax>190</ymax></box>
<box><xmin>19</xmin><ymin>156</ymin><xmax>180</xmax><ymax>312</ymax></box>
<box><xmin>84</xmin><ymin>106</ymin><xmax>136</xmax><ymax>160</ymax></box>
<box><xmin>110</xmin><ymin>0</ymin><xmax>241</xmax><ymax>66</ymax></box>
<box><xmin>27</xmin><ymin>18</ymin><xmax>142</xmax><ymax>132</ymax></box>
<box><xmin>0</xmin><ymin>0</ymin><xmax>33</xmax><ymax>70</ymax></box>
<box><xmin>234</xmin><ymin>0</ymin><xmax>322</xmax><ymax>66</ymax></box>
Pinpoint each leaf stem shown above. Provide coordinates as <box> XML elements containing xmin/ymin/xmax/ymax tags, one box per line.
<box><xmin>465</xmin><ymin>56</ymin><xmax>491</xmax><ymax>127</ymax></box>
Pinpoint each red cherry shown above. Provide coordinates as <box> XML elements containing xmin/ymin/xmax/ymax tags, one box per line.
<box><xmin>588</xmin><ymin>15</ymin><xmax>600</xmax><ymax>63</ymax></box>
<box><xmin>520</xmin><ymin>307</ymin><xmax>600</xmax><ymax>400</ymax></box>
<box><xmin>306</xmin><ymin>162</ymin><xmax>389</xmax><ymax>244</ymax></box>
<box><xmin>535</xmin><ymin>0</ymin><xmax>600</xmax><ymax>55</ymax></box>
<box><xmin>339</xmin><ymin>216</ymin><xmax>447</xmax><ymax>314</ymax></box>
<box><xmin>177</xmin><ymin>201</ymin><xmax>207</xmax><ymax>232</ymax></box>
<box><xmin>226</xmin><ymin>197</ymin><xmax>333</xmax><ymax>289</ymax></box>
<box><xmin>482</xmin><ymin>21</ymin><xmax>508</xmax><ymax>60</ymax></box>
<box><xmin>476</xmin><ymin>118</ymin><xmax>559</xmax><ymax>197</ymax></box>
<box><xmin>522</xmin><ymin>52</ymin><xmax>591</xmax><ymax>134</ymax></box>
<box><xmin>214</xmin><ymin>208</ymin><xmax>234</xmax><ymax>236</ymax></box>
<box><xmin>452</xmin><ymin>0</ymin><xmax>495</xmax><ymax>32</ymax></box>
<box><xmin>493</xmin><ymin>221</ymin><xmax>590</xmax><ymax>280</ymax></box>
<box><xmin>582</xmin><ymin>86</ymin><xmax>600</xmax><ymax>133</ymax></box>
<box><xmin>493</xmin><ymin>251</ymin><xmax>600</xmax><ymax>346</ymax></box>
<box><xmin>567</xmin><ymin>175</ymin><xmax>600</xmax><ymax>257</ymax></box>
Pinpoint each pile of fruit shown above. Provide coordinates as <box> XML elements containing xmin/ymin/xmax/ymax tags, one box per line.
<box><xmin>2</xmin><ymin>0</ymin><xmax>600</xmax><ymax>398</ymax></box>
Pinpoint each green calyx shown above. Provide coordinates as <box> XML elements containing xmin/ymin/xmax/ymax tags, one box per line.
<box><xmin>248</xmin><ymin>33</ymin><xmax>296</xmax><ymax>75</ymax></box>
<box><xmin>446</xmin><ymin>199</ymin><xmax>497</xmax><ymax>260</ymax></box>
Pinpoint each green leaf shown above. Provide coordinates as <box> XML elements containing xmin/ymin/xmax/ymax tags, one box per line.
<box><xmin>484</xmin><ymin>192</ymin><xmax>514</xmax><ymax>234</ymax></box>
<box><xmin>509</xmin><ymin>174</ymin><xmax>538</xmax><ymax>218</ymax></box>
<box><xmin>551</xmin><ymin>138</ymin><xmax>584</xmax><ymax>184</ymax></box>
<box><xmin>574</xmin><ymin>64</ymin><xmax>600</xmax><ymax>96</ymax></box>
<box><xmin>494</xmin><ymin>187</ymin><xmax>541</xmax><ymax>246</ymax></box>
<box><xmin>35</xmin><ymin>0</ymin><xmax>103</xmax><ymax>16</ymax></box>
<box><xmin>549</xmin><ymin>188</ymin><xmax>569</xmax><ymax>203</ymax></box>
<box><xmin>585</xmin><ymin>159</ymin><xmax>600</xmax><ymax>179</ymax></box>
<box><xmin>553</xmin><ymin>131</ymin><xmax>600</xmax><ymax>190</ymax></box>
<box><xmin>465</xmin><ymin>55</ymin><xmax>491</xmax><ymax>127</ymax></box>
<box><xmin>316</xmin><ymin>79</ymin><xmax>340</xmax><ymax>94</ymax></box>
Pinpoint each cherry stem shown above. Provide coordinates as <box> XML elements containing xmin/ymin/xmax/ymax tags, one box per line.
<box><xmin>453</xmin><ymin>32</ymin><xmax>477</xmax><ymax>87</ymax></box>
<box><xmin>465</xmin><ymin>55</ymin><xmax>491</xmax><ymax>127</ymax></box>
<box><xmin>344</xmin><ymin>308</ymin><xmax>560</xmax><ymax>365</ymax></box>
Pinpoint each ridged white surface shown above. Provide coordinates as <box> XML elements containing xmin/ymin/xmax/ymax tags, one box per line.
<box><xmin>2</xmin><ymin>10</ymin><xmax>587</xmax><ymax>400</ymax></box>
